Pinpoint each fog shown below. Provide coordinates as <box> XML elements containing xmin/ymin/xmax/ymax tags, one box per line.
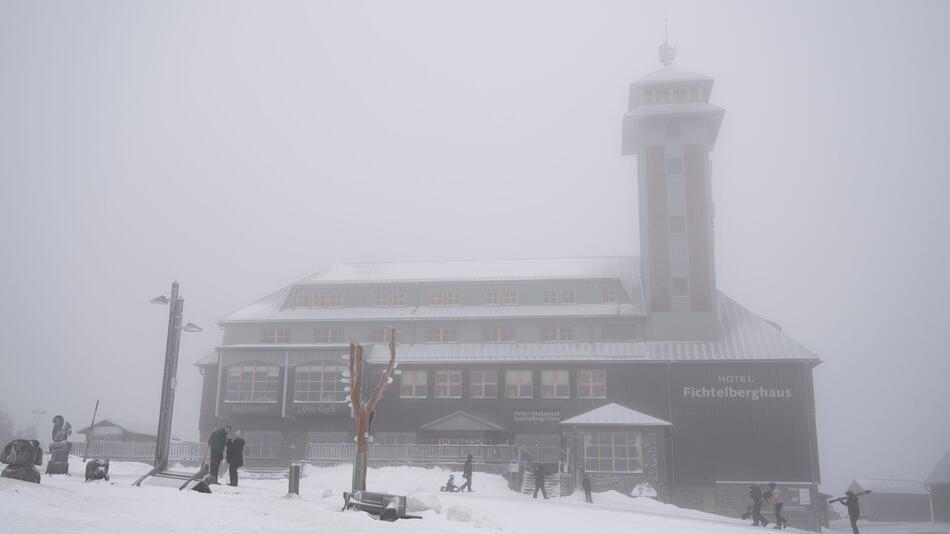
<box><xmin>1</xmin><ymin>0</ymin><xmax>948</xmax><ymax>497</ymax></box>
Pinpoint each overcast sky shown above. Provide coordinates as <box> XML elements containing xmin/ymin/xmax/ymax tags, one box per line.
<box><xmin>1</xmin><ymin>0</ymin><xmax>948</xmax><ymax>494</ymax></box>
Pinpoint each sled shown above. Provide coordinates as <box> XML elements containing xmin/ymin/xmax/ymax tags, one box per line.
<box><xmin>343</xmin><ymin>490</ymin><xmax>421</xmax><ymax>521</ymax></box>
<box><xmin>440</xmin><ymin>486</ymin><xmax>461</xmax><ymax>493</ymax></box>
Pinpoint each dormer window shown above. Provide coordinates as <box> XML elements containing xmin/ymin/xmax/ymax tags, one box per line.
<box><xmin>486</xmin><ymin>289</ymin><xmax>518</xmax><ymax>306</ymax></box>
<box><xmin>375</xmin><ymin>290</ymin><xmax>406</xmax><ymax>307</ymax></box>
<box><xmin>260</xmin><ymin>328</ymin><xmax>290</xmax><ymax>344</ymax></box>
<box><xmin>543</xmin><ymin>289</ymin><xmax>576</xmax><ymax>305</ymax></box>
<box><xmin>294</xmin><ymin>290</ymin><xmax>343</xmax><ymax>308</ymax></box>
<box><xmin>430</xmin><ymin>289</ymin><xmax>462</xmax><ymax>307</ymax></box>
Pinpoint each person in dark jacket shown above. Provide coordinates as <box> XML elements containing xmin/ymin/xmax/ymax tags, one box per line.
<box><xmin>207</xmin><ymin>425</ymin><xmax>231</xmax><ymax>484</ymax></box>
<box><xmin>532</xmin><ymin>463</ymin><xmax>548</xmax><ymax>499</ymax></box>
<box><xmin>841</xmin><ymin>491</ymin><xmax>861</xmax><ymax>534</ymax></box>
<box><xmin>582</xmin><ymin>471</ymin><xmax>593</xmax><ymax>503</ymax></box>
<box><xmin>459</xmin><ymin>454</ymin><xmax>473</xmax><ymax>492</ymax></box>
<box><xmin>225</xmin><ymin>430</ymin><xmax>245</xmax><ymax>487</ymax></box>
<box><xmin>749</xmin><ymin>484</ymin><xmax>769</xmax><ymax>527</ymax></box>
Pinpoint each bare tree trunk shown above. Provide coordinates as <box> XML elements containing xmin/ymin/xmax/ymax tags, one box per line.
<box><xmin>349</xmin><ymin>332</ymin><xmax>397</xmax><ymax>492</ymax></box>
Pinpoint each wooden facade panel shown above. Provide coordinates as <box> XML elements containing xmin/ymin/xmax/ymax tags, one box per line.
<box><xmin>684</xmin><ymin>144</ymin><xmax>713</xmax><ymax>312</ymax></box>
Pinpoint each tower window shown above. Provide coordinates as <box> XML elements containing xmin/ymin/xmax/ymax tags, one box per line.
<box><xmin>670</xmin><ymin>215</ymin><xmax>687</xmax><ymax>234</ymax></box>
<box><xmin>672</xmin><ymin>278</ymin><xmax>689</xmax><ymax>297</ymax></box>
<box><xmin>665</xmin><ymin>121</ymin><xmax>680</xmax><ymax>138</ymax></box>
<box><xmin>601</xmin><ymin>289</ymin><xmax>617</xmax><ymax>303</ymax></box>
<box><xmin>666</xmin><ymin>157</ymin><xmax>683</xmax><ymax>175</ymax></box>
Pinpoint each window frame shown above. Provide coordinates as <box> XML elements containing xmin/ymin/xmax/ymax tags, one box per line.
<box><xmin>505</xmin><ymin>369</ymin><xmax>533</xmax><ymax>399</ymax></box>
<box><xmin>469</xmin><ymin>370</ymin><xmax>498</xmax><ymax>399</ymax></box>
<box><xmin>601</xmin><ymin>288</ymin><xmax>617</xmax><ymax>303</ymax></box>
<box><xmin>225</xmin><ymin>363</ymin><xmax>281</xmax><ymax>403</ymax></box>
<box><xmin>313</xmin><ymin>327</ymin><xmax>344</xmax><ymax>344</ymax></box>
<box><xmin>260</xmin><ymin>327</ymin><xmax>290</xmax><ymax>344</ymax></box>
<box><xmin>541</xmin><ymin>369</ymin><xmax>570</xmax><ymax>399</ymax></box>
<box><xmin>577</xmin><ymin>369</ymin><xmax>607</xmax><ymax>399</ymax></box>
<box><xmin>399</xmin><ymin>369</ymin><xmax>428</xmax><ymax>398</ymax></box>
<box><xmin>424</xmin><ymin>326</ymin><xmax>457</xmax><ymax>343</ymax></box>
<box><xmin>602</xmin><ymin>324</ymin><xmax>637</xmax><ymax>341</ymax></box>
<box><xmin>584</xmin><ymin>431</ymin><xmax>643</xmax><ymax>473</ymax></box>
<box><xmin>542</xmin><ymin>325</ymin><xmax>575</xmax><ymax>342</ymax></box>
<box><xmin>369</xmin><ymin>327</ymin><xmax>400</xmax><ymax>344</ymax></box>
<box><xmin>433</xmin><ymin>370</ymin><xmax>463</xmax><ymax>399</ymax></box>
<box><xmin>482</xmin><ymin>325</ymin><xmax>514</xmax><ymax>343</ymax></box>
<box><xmin>293</xmin><ymin>362</ymin><xmax>347</xmax><ymax>403</ymax></box>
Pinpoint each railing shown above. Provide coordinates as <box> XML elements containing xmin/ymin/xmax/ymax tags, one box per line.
<box><xmin>305</xmin><ymin>443</ymin><xmax>519</xmax><ymax>464</ymax></box>
<box><xmin>71</xmin><ymin>441</ymin><xmax>205</xmax><ymax>462</ymax></box>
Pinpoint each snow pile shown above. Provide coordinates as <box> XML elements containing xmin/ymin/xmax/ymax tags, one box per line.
<box><xmin>446</xmin><ymin>505</ymin><xmax>473</xmax><ymax>522</ymax></box>
<box><xmin>407</xmin><ymin>492</ymin><xmax>443</xmax><ymax>513</ymax></box>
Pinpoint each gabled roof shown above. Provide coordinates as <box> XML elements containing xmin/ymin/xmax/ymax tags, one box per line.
<box><xmin>560</xmin><ymin>403</ymin><xmax>671</xmax><ymax>427</ymax></box>
<box><xmin>419</xmin><ymin>411</ymin><xmax>504</xmax><ymax>432</ymax></box>
<box><xmin>77</xmin><ymin>418</ymin><xmax>180</xmax><ymax>441</ymax></box>
<box><xmin>849</xmin><ymin>478</ymin><xmax>931</xmax><ymax>496</ymax></box>
<box><xmin>926</xmin><ymin>447</ymin><xmax>950</xmax><ymax>485</ymax></box>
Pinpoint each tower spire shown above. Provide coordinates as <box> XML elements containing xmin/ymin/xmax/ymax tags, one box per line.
<box><xmin>659</xmin><ymin>18</ymin><xmax>676</xmax><ymax>67</ymax></box>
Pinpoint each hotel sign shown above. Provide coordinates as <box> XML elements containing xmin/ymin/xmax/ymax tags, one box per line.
<box><xmin>294</xmin><ymin>403</ymin><xmax>349</xmax><ymax>416</ymax></box>
<box><xmin>513</xmin><ymin>410</ymin><xmax>560</xmax><ymax>423</ymax></box>
<box><xmin>681</xmin><ymin>375</ymin><xmax>793</xmax><ymax>401</ymax></box>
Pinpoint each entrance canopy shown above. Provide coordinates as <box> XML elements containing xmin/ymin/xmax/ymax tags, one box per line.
<box><xmin>419</xmin><ymin>411</ymin><xmax>504</xmax><ymax>432</ymax></box>
<box><xmin>560</xmin><ymin>403</ymin><xmax>672</xmax><ymax>427</ymax></box>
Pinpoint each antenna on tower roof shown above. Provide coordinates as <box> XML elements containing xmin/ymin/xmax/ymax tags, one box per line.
<box><xmin>659</xmin><ymin>17</ymin><xmax>676</xmax><ymax>67</ymax></box>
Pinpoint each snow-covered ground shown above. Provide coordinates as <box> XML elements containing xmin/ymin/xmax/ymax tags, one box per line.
<box><xmin>825</xmin><ymin>519</ymin><xmax>950</xmax><ymax>534</ymax></box>
<box><xmin>4</xmin><ymin>456</ymin><xmax>817</xmax><ymax>534</ymax></box>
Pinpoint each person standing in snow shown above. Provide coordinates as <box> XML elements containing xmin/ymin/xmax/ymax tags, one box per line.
<box><xmin>841</xmin><ymin>490</ymin><xmax>862</xmax><ymax>534</ymax></box>
<box><xmin>225</xmin><ymin>430</ymin><xmax>245</xmax><ymax>487</ymax></box>
<box><xmin>532</xmin><ymin>463</ymin><xmax>548</xmax><ymax>499</ymax></box>
<box><xmin>207</xmin><ymin>424</ymin><xmax>231</xmax><ymax>484</ymax></box>
<box><xmin>582</xmin><ymin>471</ymin><xmax>593</xmax><ymax>503</ymax></box>
<box><xmin>749</xmin><ymin>484</ymin><xmax>769</xmax><ymax>527</ymax></box>
<box><xmin>459</xmin><ymin>454</ymin><xmax>473</xmax><ymax>492</ymax></box>
<box><xmin>767</xmin><ymin>482</ymin><xmax>788</xmax><ymax>529</ymax></box>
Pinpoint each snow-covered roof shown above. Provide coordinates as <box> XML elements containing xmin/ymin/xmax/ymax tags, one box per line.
<box><xmin>849</xmin><ymin>479</ymin><xmax>931</xmax><ymax>496</ymax></box>
<box><xmin>218</xmin><ymin>256</ymin><xmax>642</xmax><ymax>323</ymax></box>
<box><xmin>76</xmin><ymin>418</ymin><xmax>180</xmax><ymax>441</ymax></box>
<box><xmin>362</xmin><ymin>293</ymin><xmax>817</xmax><ymax>363</ymax></box>
<box><xmin>625</xmin><ymin>101</ymin><xmax>724</xmax><ymax>118</ymax></box>
<box><xmin>560</xmin><ymin>403</ymin><xmax>671</xmax><ymax>426</ymax></box>
<box><xmin>635</xmin><ymin>67</ymin><xmax>713</xmax><ymax>85</ymax></box>
<box><xmin>926</xmin><ymin>447</ymin><xmax>950</xmax><ymax>485</ymax></box>
<box><xmin>299</xmin><ymin>256</ymin><xmax>639</xmax><ymax>285</ymax></box>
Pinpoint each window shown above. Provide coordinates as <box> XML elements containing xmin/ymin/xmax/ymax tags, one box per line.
<box><xmin>542</xmin><ymin>326</ymin><xmax>574</xmax><ymax>342</ymax></box>
<box><xmin>584</xmin><ymin>432</ymin><xmax>642</xmax><ymax>473</ymax></box>
<box><xmin>369</xmin><ymin>327</ymin><xmax>400</xmax><ymax>344</ymax></box>
<box><xmin>601</xmin><ymin>289</ymin><xmax>617</xmax><ymax>303</ymax></box>
<box><xmin>429</xmin><ymin>289</ymin><xmax>462</xmax><ymax>306</ymax></box>
<box><xmin>482</xmin><ymin>325</ymin><xmax>514</xmax><ymax>342</ymax></box>
<box><xmin>543</xmin><ymin>289</ymin><xmax>576</xmax><ymax>305</ymax></box>
<box><xmin>225</xmin><ymin>364</ymin><xmax>280</xmax><ymax>403</ymax></box>
<box><xmin>294</xmin><ymin>291</ymin><xmax>343</xmax><ymax>308</ymax></box>
<box><xmin>577</xmin><ymin>369</ymin><xmax>607</xmax><ymax>399</ymax></box>
<box><xmin>434</xmin><ymin>370</ymin><xmax>462</xmax><ymax>398</ymax></box>
<box><xmin>470</xmin><ymin>370</ymin><xmax>498</xmax><ymax>398</ymax></box>
<box><xmin>400</xmin><ymin>370</ymin><xmax>427</xmax><ymax>398</ymax></box>
<box><xmin>602</xmin><ymin>324</ymin><xmax>637</xmax><ymax>341</ymax></box>
<box><xmin>665</xmin><ymin>120</ymin><xmax>680</xmax><ymax>138</ymax></box>
<box><xmin>260</xmin><ymin>328</ymin><xmax>290</xmax><ymax>344</ymax></box>
<box><xmin>433</xmin><ymin>438</ymin><xmax>491</xmax><ymax>445</ymax></box>
<box><xmin>666</xmin><ymin>157</ymin><xmax>683</xmax><ymax>175</ymax></box>
<box><xmin>294</xmin><ymin>363</ymin><xmax>346</xmax><ymax>402</ymax></box>
<box><xmin>486</xmin><ymin>289</ymin><xmax>518</xmax><ymax>306</ymax></box>
<box><xmin>505</xmin><ymin>370</ymin><xmax>533</xmax><ymax>398</ymax></box>
<box><xmin>689</xmin><ymin>85</ymin><xmax>703</xmax><ymax>101</ymax></box>
<box><xmin>425</xmin><ymin>326</ymin><xmax>457</xmax><ymax>343</ymax></box>
<box><xmin>672</xmin><ymin>277</ymin><xmax>689</xmax><ymax>297</ymax></box>
<box><xmin>541</xmin><ymin>369</ymin><xmax>569</xmax><ymax>399</ymax></box>
<box><xmin>655</xmin><ymin>88</ymin><xmax>670</xmax><ymax>104</ymax></box>
<box><xmin>515</xmin><ymin>434</ymin><xmax>561</xmax><ymax>463</ymax></box>
<box><xmin>670</xmin><ymin>215</ymin><xmax>686</xmax><ymax>234</ymax></box>
<box><xmin>244</xmin><ymin>431</ymin><xmax>282</xmax><ymax>459</ymax></box>
<box><xmin>314</xmin><ymin>327</ymin><xmax>344</xmax><ymax>344</ymax></box>
<box><xmin>375</xmin><ymin>290</ymin><xmax>406</xmax><ymax>307</ymax></box>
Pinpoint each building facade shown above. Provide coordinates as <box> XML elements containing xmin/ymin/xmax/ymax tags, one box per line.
<box><xmin>194</xmin><ymin>56</ymin><xmax>823</xmax><ymax>528</ymax></box>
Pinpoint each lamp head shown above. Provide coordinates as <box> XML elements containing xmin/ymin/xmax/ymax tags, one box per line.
<box><xmin>150</xmin><ymin>295</ymin><xmax>170</xmax><ymax>305</ymax></box>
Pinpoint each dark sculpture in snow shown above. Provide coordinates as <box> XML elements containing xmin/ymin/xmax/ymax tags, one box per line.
<box><xmin>46</xmin><ymin>415</ymin><xmax>72</xmax><ymax>475</ymax></box>
<box><xmin>1</xmin><ymin>439</ymin><xmax>43</xmax><ymax>483</ymax></box>
<box><xmin>85</xmin><ymin>459</ymin><xmax>110</xmax><ymax>482</ymax></box>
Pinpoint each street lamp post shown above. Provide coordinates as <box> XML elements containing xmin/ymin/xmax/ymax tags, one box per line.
<box><xmin>149</xmin><ymin>281</ymin><xmax>201</xmax><ymax>471</ymax></box>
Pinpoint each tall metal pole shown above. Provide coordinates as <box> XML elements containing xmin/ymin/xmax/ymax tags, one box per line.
<box><xmin>153</xmin><ymin>281</ymin><xmax>184</xmax><ymax>469</ymax></box>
